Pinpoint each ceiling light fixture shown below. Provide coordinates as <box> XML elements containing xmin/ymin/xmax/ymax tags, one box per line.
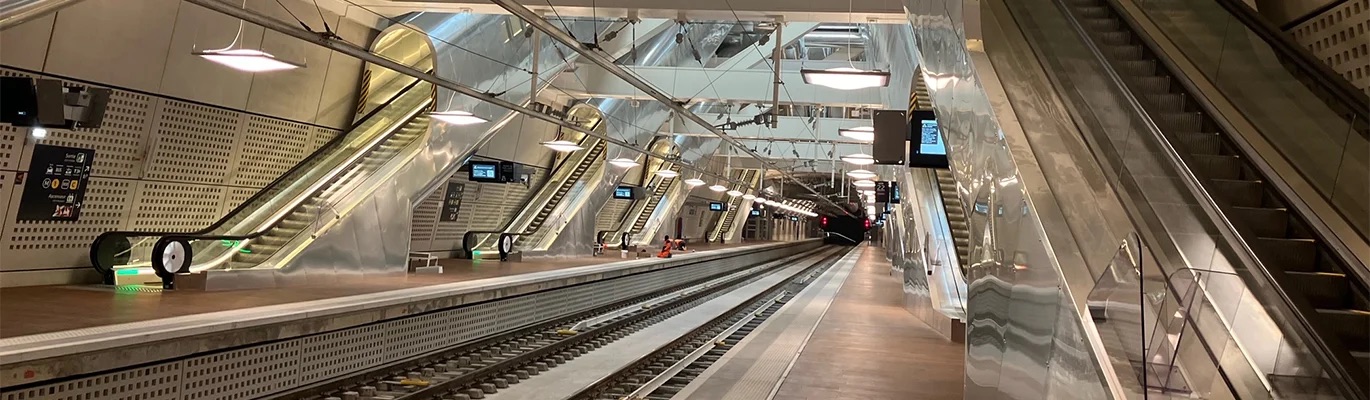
<box><xmin>708</xmin><ymin>184</ymin><xmax>728</xmax><ymax>192</ymax></box>
<box><xmin>30</xmin><ymin>127</ymin><xmax>47</xmax><ymax>139</ymax></box>
<box><xmin>742</xmin><ymin>194</ymin><xmax>756</xmax><ymax>200</ymax></box>
<box><xmin>608</xmin><ymin>157</ymin><xmax>640</xmax><ymax>168</ymax></box>
<box><xmin>846</xmin><ymin>169</ymin><xmax>877</xmax><ymax>180</ymax></box>
<box><xmin>853</xmin><ymin>180</ymin><xmax>876</xmax><ymax>188</ymax></box>
<box><xmin>838</xmin><ymin>126</ymin><xmax>875</xmax><ymax>141</ymax></box>
<box><xmin>541</xmin><ymin>139</ymin><xmax>585</xmax><ymax>152</ymax></box>
<box><xmin>726</xmin><ymin>190</ymin><xmax>743</xmax><ymax>197</ymax></box>
<box><xmin>840</xmin><ymin>153</ymin><xmax>876</xmax><ymax>165</ymax></box>
<box><xmin>800</xmin><ymin>68</ymin><xmax>890</xmax><ymax>90</ymax></box>
<box><xmin>430</xmin><ymin>110</ymin><xmax>489</xmax><ymax>125</ymax></box>
<box><xmin>684</xmin><ymin>178</ymin><xmax>707</xmax><ymax>187</ymax></box>
<box><xmin>195</xmin><ymin>48</ymin><xmax>304</xmax><ymax>72</ymax></box>
<box><xmin>655</xmin><ymin>169</ymin><xmax>680</xmax><ymax>178</ymax></box>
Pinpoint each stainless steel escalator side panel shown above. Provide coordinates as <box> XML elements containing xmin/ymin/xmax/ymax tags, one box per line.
<box><xmin>210</xmin><ymin>15</ymin><xmax>582</xmax><ymax>287</ymax></box>
<box><xmin>635</xmin><ymin>136</ymin><xmax>724</xmax><ymax>245</ymax></box>
<box><xmin>892</xmin><ymin>166</ymin><xmax>970</xmax><ymax>321</ymax></box>
<box><xmin>903</xmin><ymin>0</ymin><xmax>1129</xmax><ymax>398</ymax></box>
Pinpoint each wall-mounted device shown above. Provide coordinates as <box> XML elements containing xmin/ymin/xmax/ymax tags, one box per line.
<box><xmin>708</xmin><ymin>202</ymin><xmax>726</xmax><ymax>212</ymax></box>
<box><xmin>908</xmin><ymin>110</ymin><xmax>950</xmax><ymax>169</ymax></box>
<box><xmin>468</xmin><ymin>161</ymin><xmax>502</xmax><ymax>183</ymax></box>
<box><xmin>0</xmin><ymin>77</ymin><xmax>110</xmax><ymax>129</ymax></box>
<box><xmin>613</xmin><ymin>185</ymin><xmax>644</xmax><ymax>200</ymax></box>
<box><xmin>872</xmin><ymin>109</ymin><xmax>907</xmax><ymax>165</ymax></box>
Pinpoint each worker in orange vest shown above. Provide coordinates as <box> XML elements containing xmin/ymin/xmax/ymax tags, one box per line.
<box><xmin>658</xmin><ymin>235</ymin><xmax>674</xmax><ymax>258</ymax></box>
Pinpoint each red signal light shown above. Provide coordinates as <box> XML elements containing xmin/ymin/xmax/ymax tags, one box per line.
<box><xmin>863</xmin><ymin>219</ymin><xmax>870</xmax><ymax>229</ymax></box>
<box><xmin>820</xmin><ymin>216</ymin><xmax>828</xmax><ymax>227</ymax></box>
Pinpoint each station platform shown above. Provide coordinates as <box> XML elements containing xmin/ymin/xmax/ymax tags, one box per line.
<box><xmin>674</xmin><ymin>245</ymin><xmax>966</xmax><ymax>399</ymax></box>
<box><xmin>0</xmin><ymin>240</ymin><xmax>798</xmax><ymax>389</ymax></box>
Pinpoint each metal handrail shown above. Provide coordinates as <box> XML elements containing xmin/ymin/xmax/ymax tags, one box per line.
<box><xmin>1052</xmin><ymin>0</ymin><xmax>1366</xmax><ymax>395</ymax></box>
<box><xmin>463</xmin><ymin>231</ymin><xmax>532</xmax><ymax>261</ymax></box>
<box><xmin>89</xmin><ymin>78</ymin><xmax>428</xmax><ymax>280</ymax></box>
<box><xmin>483</xmin><ymin>117</ymin><xmax>606</xmax><ymax>248</ymax></box>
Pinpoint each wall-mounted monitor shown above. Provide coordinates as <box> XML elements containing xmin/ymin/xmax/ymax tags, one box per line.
<box><xmin>749</xmin><ymin>209</ymin><xmax>762</xmax><ymax>217</ymax></box>
<box><xmin>708</xmin><ymin>202</ymin><xmax>726</xmax><ymax>212</ymax></box>
<box><xmin>469</xmin><ymin>161</ymin><xmax>502</xmax><ymax>183</ymax></box>
<box><xmin>613</xmin><ymin>185</ymin><xmax>642</xmax><ymax>200</ymax></box>
<box><xmin>908</xmin><ymin>110</ymin><xmax>950</xmax><ymax>169</ymax></box>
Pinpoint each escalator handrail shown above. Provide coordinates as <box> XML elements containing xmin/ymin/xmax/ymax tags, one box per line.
<box><xmin>1053</xmin><ymin>0</ymin><xmax>1367</xmax><ymax>396</ymax></box>
<box><xmin>1207</xmin><ymin>0</ymin><xmax>1369</xmax><ymax>130</ymax></box>
<box><xmin>607</xmin><ymin>162</ymin><xmax>677</xmax><ymax>240</ymax></box>
<box><xmin>89</xmin><ymin>78</ymin><xmax>429</xmax><ymax>274</ymax></box>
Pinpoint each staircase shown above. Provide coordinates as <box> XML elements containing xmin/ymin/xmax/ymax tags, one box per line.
<box><xmin>934</xmin><ymin>170</ymin><xmax>970</xmax><ymax>273</ymax></box>
<box><xmin>228</xmin><ymin>113</ymin><xmax>430</xmax><ymax>269</ymax></box>
<box><xmin>1065</xmin><ymin>0</ymin><xmax>1370</xmax><ymax>395</ymax></box>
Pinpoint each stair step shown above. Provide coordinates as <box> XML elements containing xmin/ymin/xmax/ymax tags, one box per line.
<box><xmin>1208</xmin><ymin>179</ymin><xmax>1264</xmax><ymax>207</ymax></box>
<box><xmin>1153</xmin><ymin>112</ymin><xmax>1205</xmax><ymax>132</ymax></box>
<box><xmin>1228</xmin><ymin>206</ymin><xmax>1289</xmax><ymax>238</ymax></box>
<box><xmin>1253</xmin><ymin>237</ymin><xmax>1318</xmax><ymax>273</ymax></box>
<box><xmin>1286</xmin><ymin>271</ymin><xmax>1352</xmax><ymax>310</ymax></box>
<box><xmin>1315</xmin><ymin>309</ymin><xmax>1370</xmax><ymax>352</ymax></box>
<box><xmin>1189</xmin><ymin>154</ymin><xmax>1245</xmax><ymax>180</ymax></box>
<box><xmin>1170</xmin><ymin>131</ymin><xmax>1224</xmax><ymax>155</ymax></box>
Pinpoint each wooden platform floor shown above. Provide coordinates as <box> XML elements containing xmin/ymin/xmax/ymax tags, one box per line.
<box><xmin>772</xmin><ymin>246</ymin><xmax>965</xmax><ymax>400</ymax></box>
<box><xmin>0</xmin><ymin>242</ymin><xmax>756</xmax><ymax>339</ymax></box>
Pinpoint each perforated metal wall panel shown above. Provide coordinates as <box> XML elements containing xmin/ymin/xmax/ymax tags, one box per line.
<box><xmin>143</xmin><ymin>100</ymin><xmax>241</xmax><ymax>185</ymax></box>
<box><xmin>1</xmin><ymin>363</ymin><xmax>183</xmax><ymax>400</ymax></box>
<box><xmin>0</xmin><ymin>67</ymin><xmax>356</xmax><ymax>278</ymax></box>
<box><xmin>409</xmin><ymin>166</ymin><xmax>548</xmax><ymax>252</ymax></box>
<box><xmin>232</xmin><ymin>116</ymin><xmax>310</xmax><ymax>187</ymax></box>
<box><xmin>127</xmin><ymin>183</ymin><xmax>226</xmax><ymax>232</ymax></box>
<box><xmin>1289</xmin><ymin>0</ymin><xmax>1370</xmax><ymax>94</ymax></box>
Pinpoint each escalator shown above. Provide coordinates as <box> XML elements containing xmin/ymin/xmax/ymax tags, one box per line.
<box><xmin>92</xmin><ymin>78</ymin><xmax>434</xmax><ymax>284</ymax></box>
<box><xmin>628</xmin><ymin>165</ymin><xmax>680</xmax><ymax>235</ymax></box>
<box><xmin>708</xmin><ymin>169</ymin><xmax>758</xmax><ymax>242</ymax></box>
<box><xmin>934</xmin><ymin>169</ymin><xmax>970</xmax><ymax>273</ymax></box>
<box><xmin>475</xmin><ymin>103</ymin><xmax>607</xmax><ymax>253</ymax></box>
<box><xmin>1056</xmin><ymin>0</ymin><xmax>1370</xmax><ymax>396</ymax></box>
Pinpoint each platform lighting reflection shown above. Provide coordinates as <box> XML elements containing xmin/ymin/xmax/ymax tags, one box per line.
<box><xmin>655</xmin><ymin>169</ymin><xmax>680</xmax><ymax>178</ymax></box>
<box><xmin>607</xmin><ymin>158</ymin><xmax>640</xmax><ymax>168</ymax></box>
<box><xmin>845</xmin><ymin>169</ymin><xmax>877</xmax><ymax>180</ymax></box>
<box><xmin>195</xmin><ymin>49</ymin><xmax>304</xmax><ymax>72</ymax></box>
<box><xmin>430</xmin><ymin>110</ymin><xmax>489</xmax><ymax>125</ymax></box>
<box><xmin>540</xmin><ymin>139</ymin><xmax>584</xmax><ymax>152</ymax></box>
<box><xmin>684</xmin><ymin>178</ymin><xmax>707</xmax><ymax>187</ymax></box>
<box><xmin>837</xmin><ymin>126</ymin><xmax>875</xmax><ymax>141</ymax></box>
<box><xmin>800</xmin><ymin>68</ymin><xmax>891</xmax><ymax>90</ymax></box>
<box><xmin>840</xmin><ymin>153</ymin><xmax>876</xmax><ymax>165</ymax></box>
<box><xmin>708</xmin><ymin>184</ymin><xmax>728</xmax><ymax>192</ymax></box>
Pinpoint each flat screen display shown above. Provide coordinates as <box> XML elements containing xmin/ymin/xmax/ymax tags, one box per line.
<box><xmin>709</xmin><ymin>202</ymin><xmax>725</xmax><ymax>212</ymax></box>
<box><xmin>908</xmin><ymin>110</ymin><xmax>950</xmax><ymax>169</ymax></box>
<box><xmin>613</xmin><ymin>186</ymin><xmax>635</xmax><ymax>199</ymax></box>
<box><xmin>750</xmin><ymin>209</ymin><xmax>761</xmax><ymax>217</ymax></box>
<box><xmin>469</xmin><ymin>161</ymin><xmax>501</xmax><ymax>182</ymax></box>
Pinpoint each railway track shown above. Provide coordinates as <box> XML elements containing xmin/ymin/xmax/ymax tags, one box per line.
<box><xmin>280</xmin><ymin>246</ymin><xmax>845</xmax><ymax>400</ymax></box>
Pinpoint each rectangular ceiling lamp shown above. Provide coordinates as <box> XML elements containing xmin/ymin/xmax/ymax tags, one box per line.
<box><xmin>194</xmin><ymin>49</ymin><xmax>304</xmax><ymax>72</ymax></box>
<box><xmin>799</xmin><ymin>68</ymin><xmax>891</xmax><ymax>90</ymax></box>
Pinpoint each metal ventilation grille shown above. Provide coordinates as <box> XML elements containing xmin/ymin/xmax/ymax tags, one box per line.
<box><xmin>48</xmin><ymin>90</ymin><xmax>154</xmax><ymax>179</ymax></box>
<box><xmin>0</xmin><ymin>125</ymin><xmax>19</xmax><ymax>170</ymax></box>
<box><xmin>222</xmin><ymin>187</ymin><xmax>257</xmax><ymax>215</ymax></box>
<box><xmin>127</xmin><ymin>183</ymin><xmax>225</xmax><ymax>232</ymax></box>
<box><xmin>0</xmin><ymin>358</ymin><xmax>182</xmax><ymax>400</ymax></box>
<box><xmin>410</xmin><ymin>189</ymin><xmax>442</xmax><ymax>250</ymax></box>
<box><xmin>307</xmin><ymin>126</ymin><xmax>341</xmax><ymax>152</ymax></box>
<box><xmin>1289</xmin><ymin>0</ymin><xmax>1370</xmax><ymax>94</ymax></box>
<box><xmin>0</xmin><ymin>245</ymin><xmax>806</xmax><ymax>400</ymax></box>
<box><xmin>232</xmin><ymin>116</ymin><xmax>310</xmax><ymax>187</ymax></box>
<box><xmin>144</xmin><ymin>100</ymin><xmax>240</xmax><ymax>185</ymax></box>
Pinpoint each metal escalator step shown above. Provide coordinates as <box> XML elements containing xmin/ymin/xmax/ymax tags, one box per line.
<box><xmin>1098</xmin><ymin>31</ymin><xmax>1132</xmax><ymax>46</ymax></box>
<box><xmin>1082</xmin><ymin>17</ymin><xmax>1121</xmax><ymax>32</ymax></box>
<box><xmin>228</xmin><ymin>261</ymin><xmax>256</xmax><ymax>270</ymax></box>
<box><xmin>1117</xmin><ymin>59</ymin><xmax>1158</xmax><ymax>76</ymax></box>
<box><xmin>1208</xmin><ymin>178</ymin><xmax>1264</xmax><ymax>207</ymax></box>
<box><xmin>1171</xmin><ymin>131</ymin><xmax>1224</xmax><ymax>155</ymax></box>
<box><xmin>1227</xmin><ymin>206</ymin><xmax>1289</xmax><ymax>238</ymax></box>
<box><xmin>1189</xmin><ymin>154</ymin><xmax>1245</xmax><ymax>180</ymax></box>
<box><xmin>1153</xmin><ymin>112</ymin><xmax>1205</xmax><ymax>133</ymax></box>
<box><xmin>255</xmin><ymin>235</ymin><xmax>292</xmax><ymax>247</ymax></box>
<box><xmin>1315</xmin><ymin>309</ymin><xmax>1370</xmax><ymax>352</ymax></box>
<box><xmin>1145</xmin><ymin>93</ymin><xmax>1188</xmax><ymax>112</ymax></box>
<box><xmin>1253</xmin><ymin>237</ymin><xmax>1318</xmax><ymax>273</ymax></box>
<box><xmin>234</xmin><ymin>251</ymin><xmax>271</xmax><ymax>264</ymax></box>
<box><xmin>1108</xmin><ymin>44</ymin><xmax>1146</xmax><ymax>61</ymax></box>
<box><xmin>1267</xmin><ymin>374</ymin><xmax>1341</xmax><ymax>399</ymax></box>
<box><xmin>1286</xmin><ymin>271</ymin><xmax>1352</xmax><ymax>310</ymax></box>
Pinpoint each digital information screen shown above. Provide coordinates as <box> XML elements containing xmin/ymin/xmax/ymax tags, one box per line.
<box><xmin>749</xmin><ymin>209</ymin><xmax>762</xmax><ymax>217</ymax></box>
<box><xmin>908</xmin><ymin>110</ymin><xmax>950</xmax><ymax>169</ymax></box>
<box><xmin>613</xmin><ymin>186</ymin><xmax>635</xmax><ymax>199</ymax></box>
<box><xmin>469</xmin><ymin>162</ymin><xmax>500</xmax><ymax>182</ymax></box>
<box><xmin>708</xmin><ymin>202</ymin><xmax>725</xmax><ymax>211</ymax></box>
